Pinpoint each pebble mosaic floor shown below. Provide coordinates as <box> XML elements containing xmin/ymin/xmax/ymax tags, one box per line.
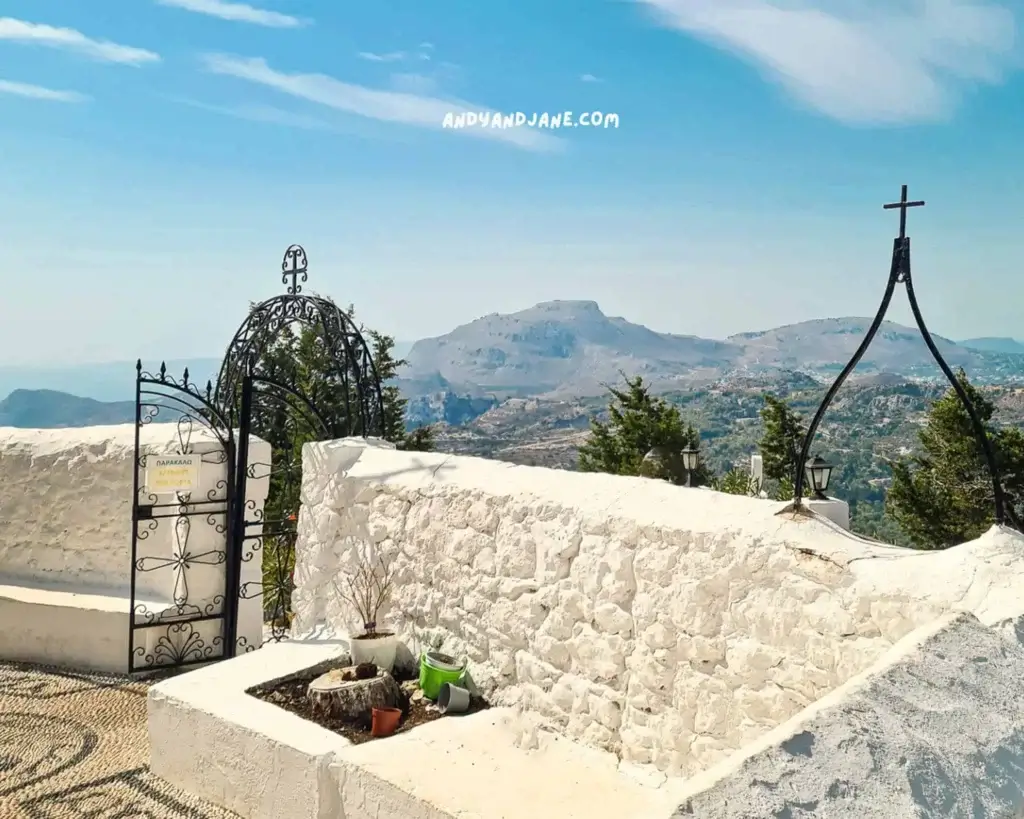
<box><xmin>0</xmin><ymin>661</ymin><xmax>238</xmax><ymax>819</ymax></box>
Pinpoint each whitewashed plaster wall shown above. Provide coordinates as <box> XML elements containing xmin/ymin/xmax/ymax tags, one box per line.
<box><xmin>0</xmin><ymin>424</ymin><xmax>270</xmax><ymax>660</ymax></box>
<box><xmin>293</xmin><ymin>439</ymin><xmax>1024</xmax><ymax>778</ymax></box>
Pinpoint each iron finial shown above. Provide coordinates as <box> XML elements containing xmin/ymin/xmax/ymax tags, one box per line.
<box><xmin>882</xmin><ymin>184</ymin><xmax>925</xmax><ymax>242</ymax></box>
<box><xmin>282</xmin><ymin>244</ymin><xmax>309</xmax><ymax>295</ymax></box>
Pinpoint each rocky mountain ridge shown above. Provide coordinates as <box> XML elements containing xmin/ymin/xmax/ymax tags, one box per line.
<box><xmin>402</xmin><ymin>301</ymin><xmax>1024</xmax><ymax>400</ymax></box>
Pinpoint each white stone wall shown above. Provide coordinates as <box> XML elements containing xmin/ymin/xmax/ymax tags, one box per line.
<box><xmin>0</xmin><ymin>424</ymin><xmax>270</xmax><ymax>667</ymax></box>
<box><xmin>0</xmin><ymin>424</ymin><xmax>264</xmax><ymax>588</ymax></box>
<box><xmin>294</xmin><ymin>439</ymin><xmax>1024</xmax><ymax>777</ymax></box>
<box><xmin>0</xmin><ymin>425</ymin><xmax>147</xmax><ymax>591</ymax></box>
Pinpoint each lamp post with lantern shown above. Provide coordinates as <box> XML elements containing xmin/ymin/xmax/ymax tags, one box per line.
<box><xmin>641</xmin><ymin>445</ymin><xmax>701</xmax><ymax>486</ymax></box>
<box><xmin>804</xmin><ymin>455</ymin><xmax>834</xmax><ymax>500</ymax></box>
<box><xmin>680</xmin><ymin>446</ymin><xmax>699</xmax><ymax>487</ymax></box>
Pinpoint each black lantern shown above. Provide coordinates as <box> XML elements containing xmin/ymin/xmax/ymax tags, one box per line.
<box><xmin>805</xmin><ymin>455</ymin><xmax>833</xmax><ymax>500</ymax></box>
<box><xmin>680</xmin><ymin>446</ymin><xmax>699</xmax><ymax>487</ymax></box>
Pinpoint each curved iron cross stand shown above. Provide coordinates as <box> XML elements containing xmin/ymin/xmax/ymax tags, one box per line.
<box><xmin>789</xmin><ymin>185</ymin><xmax>1020</xmax><ymax>531</ymax></box>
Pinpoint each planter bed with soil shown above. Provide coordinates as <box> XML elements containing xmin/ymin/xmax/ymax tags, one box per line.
<box><xmin>247</xmin><ymin>660</ymin><xmax>489</xmax><ymax>745</ymax></box>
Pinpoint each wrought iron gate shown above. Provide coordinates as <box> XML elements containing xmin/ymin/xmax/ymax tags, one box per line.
<box><xmin>129</xmin><ymin>245</ymin><xmax>385</xmax><ymax>674</ymax></box>
<box><xmin>128</xmin><ymin>364</ymin><xmax>237</xmax><ymax>673</ymax></box>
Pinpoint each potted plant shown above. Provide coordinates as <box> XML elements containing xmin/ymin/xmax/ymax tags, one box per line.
<box><xmin>332</xmin><ymin>552</ymin><xmax>398</xmax><ymax>672</ymax></box>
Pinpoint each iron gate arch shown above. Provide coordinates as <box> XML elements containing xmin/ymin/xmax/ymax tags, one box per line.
<box><xmin>129</xmin><ymin>245</ymin><xmax>385</xmax><ymax>673</ymax></box>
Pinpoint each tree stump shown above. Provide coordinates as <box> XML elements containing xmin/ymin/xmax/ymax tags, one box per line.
<box><xmin>307</xmin><ymin>664</ymin><xmax>404</xmax><ymax>722</ymax></box>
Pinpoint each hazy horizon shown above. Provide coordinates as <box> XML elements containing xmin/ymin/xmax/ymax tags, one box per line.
<box><xmin>0</xmin><ymin>306</ymin><xmax>1018</xmax><ymax>373</ymax></box>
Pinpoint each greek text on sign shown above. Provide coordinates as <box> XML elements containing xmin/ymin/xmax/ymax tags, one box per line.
<box><xmin>147</xmin><ymin>454</ymin><xmax>202</xmax><ymax>494</ymax></box>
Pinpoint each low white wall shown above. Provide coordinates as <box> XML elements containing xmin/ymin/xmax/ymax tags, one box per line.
<box><xmin>0</xmin><ymin>423</ymin><xmax>270</xmax><ymax>672</ymax></box>
<box><xmin>293</xmin><ymin>439</ymin><xmax>1024</xmax><ymax>777</ymax></box>
<box><xmin>672</xmin><ymin>610</ymin><xmax>1024</xmax><ymax>817</ymax></box>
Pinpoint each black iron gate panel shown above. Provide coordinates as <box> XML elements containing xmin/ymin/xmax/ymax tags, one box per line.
<box><xmin>233</xmin><ymin>374</ymin><xmax>332</xmax><ymax>651</ymax></box>
<box><xmin>129</xmin><ymin>362</ymin><xmax>239</xmax><ymax>673</ymax></box>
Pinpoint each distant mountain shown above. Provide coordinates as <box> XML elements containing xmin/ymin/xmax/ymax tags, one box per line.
<box><xmin>727</xmin><ymin>318</ymin><xmax>981</xmax><ymax>372</ymax></box>
<box><xmin>403</xmin><ymin>304</ymin><xmax>1024</xmax><ymax>398</ymax></box>
<box><xmin>0</xmin><ymin>358</ymin><xmax>221</xmax><ymax>403</ymax></box>
<box><xmin>391</xmin><ymin>341</ymin><xmax>415</xmax><ymax>361</ymax></box>
<box><xmin>403</xmin><ymin>300</ymin><xmax>743</xmax><ymax>397</ymax></box>
<box><xmin>959</xmin><ymin>337</ymin><xmax>1024</xmax><ymax>355</ymax></box>
<box><xmin>0</xmin><ymin>389</ymin><xmax>135</xmax><ymax>428</ymax></box>
<box><xmin>4</xmin><ymin>306</ymin><xmax>1024</xmax><ymax>430</ymax></box>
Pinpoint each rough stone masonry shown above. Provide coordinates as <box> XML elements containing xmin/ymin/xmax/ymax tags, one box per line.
<box><xmin>292</xmin><ymin>438</ymin><xmax>1024</xmax><ymax>787</ymax></box>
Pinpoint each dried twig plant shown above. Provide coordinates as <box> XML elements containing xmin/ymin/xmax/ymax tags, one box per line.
<box><xmin>332</xmin><ymin>552</ymin><xmax>395</xmax><ymax>638</ymax></box>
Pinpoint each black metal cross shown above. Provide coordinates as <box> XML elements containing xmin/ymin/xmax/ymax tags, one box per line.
<box><xmin>281</xmin><ymin>244</ymin><xmax>309</xmax><ymax>295</ymax></box>
<box><xmin>883</xmin><ymin>184</ymin><xmax>925</xmax><ymax>241</ymax></box>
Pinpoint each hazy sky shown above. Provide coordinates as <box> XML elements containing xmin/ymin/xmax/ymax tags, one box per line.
<box><xmin>2</xmin><ymin>0</ymin><xmax>1023</xmax><ymax>365</ymax></box>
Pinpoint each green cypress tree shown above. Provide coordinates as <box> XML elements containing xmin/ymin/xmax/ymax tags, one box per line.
<box><xmin>757</xmin><ymin>394</ymin><xmax>808</xmax><ymax>499</ymax></box>
<box><xmin>577</xmin><ymin>375</ymin><xmax>712</xmax><ymax>486</ymax></box>
<box><xmin>887</xmin><ymin>369</ymin><xmax>1024</xmax><ymax>549</ymax></box>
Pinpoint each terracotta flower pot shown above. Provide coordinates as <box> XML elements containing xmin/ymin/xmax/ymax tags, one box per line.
<box><xmin>371</xmin><ymin>706</ymin><xmax>402</xmax><ymax>738</ymax></box>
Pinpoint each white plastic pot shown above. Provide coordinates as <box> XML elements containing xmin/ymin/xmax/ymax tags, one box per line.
<box><xmin>349</xmin><ymin>632</ymin><xmax>398</xmax><ymax>672</ymax></box>
<box><xmin>437</xmin><ymin>682</ymin><xmax>471</xmax><ymax>714</ymax></box>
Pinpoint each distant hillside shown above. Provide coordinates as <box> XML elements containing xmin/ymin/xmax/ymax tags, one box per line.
<box><xmin>403</xmin><ymin>304</ymin><xmax>1024</xmax><ymax>398</ymax></box>
<box><xmin>404</xmin><ymin>300</ymin><xmax>744</xmax><ymax>397</ymax></box>
<box><xmin>0</xmin><ymin>389</ymin><xmax>135</xmax><ymax>428</ymax></box>
<box><xmin>5</xmin><ymin>308</ymin><xmax>1024</xmax><ymax>428</ymax></box>
<box><xmin>960</xmin><ymin>337</ymin><xmax>1024</xmax><ymax>355</ymax></box>
<box><xmin>0</xmin><ymin>358</ymin><xmax>221</xmax><ymax>403</ymax></box>
<box><xmin>728</xmin><ymin>318</ymin><xmax>985</xmax><ymax>373</ymax></box>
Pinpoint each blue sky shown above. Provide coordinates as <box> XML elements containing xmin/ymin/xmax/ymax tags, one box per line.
<box><xmin>1</xmin><ymin>0</ymin><xmax>1023</xmax><ymax>365</ymax></box>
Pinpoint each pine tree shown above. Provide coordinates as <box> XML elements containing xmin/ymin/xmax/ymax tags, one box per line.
<box><xmin>364</xmin><ymin>326</ymin><xmax>435</xmax><ymax>452</ymax></box>
<box><xmin>248</xmin><ymin>302</ymin><xmax>433</xmax><ymax>453</ymax></box>
<box><xmin>758</xmin><ymin>394</ymin><xmax>807</xmax><ymax>499</ymax></box>
<box><xmin>886</xmin><ymin>369</ymin><xmax>1024</xmax><ymax>549</ymax></box>
<box><xmin>241</xmin><ymin>302</ymin><xmax>433</xmax><ymax>622</ymax></box>
<box><xmin>577</xmin><ymin>375</ymin><xmax>711</xmax><ymax>486</ymax></box>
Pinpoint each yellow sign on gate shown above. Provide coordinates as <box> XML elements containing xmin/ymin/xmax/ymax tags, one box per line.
<box><xmin>146</xmin><ymin>454</ymin><xmax>202</xmax><ymax>494</ymax></box>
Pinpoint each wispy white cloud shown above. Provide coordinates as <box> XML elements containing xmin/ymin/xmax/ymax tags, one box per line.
<box><xmin>0</xmin><ymin>17</ymin><xmax>159</xmax><ymax>65</ymax></box>
<box><xmin>360</xmin><ymin>43</ymin><xmax>435</xmax><ymax>63</ymax></box>
<box><xmin>154</xmin><ymin>0</ymin><xmax>305</xmax><ymax>28</ymax></box>
<box><xmin>358</xmin><ymin>51</ymin><xmax>406</xmax><ymax>63</ymax></box>
<box><xmin>580</xmin><ymin>73</ymin><xmax>602</xmax><ymax>82</ymax></box>
<box><xmin>201</xmin><ymin>54</ymin><xmax>562</xmax><ymax>151</ymax></box>
<box><xmin>172</xmin><ymin>96</ymin><xmax>334</xmax><ymax>130</ymax></box>
<box><xmin>0</xmin><ymin>79</ymin><xmax>88</xmax><ymax>102</ymax></box>
<box><xmin>635</xmin><ymin>0</ymin><xmax>1019</xmax><ymax>124</ymax></box>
